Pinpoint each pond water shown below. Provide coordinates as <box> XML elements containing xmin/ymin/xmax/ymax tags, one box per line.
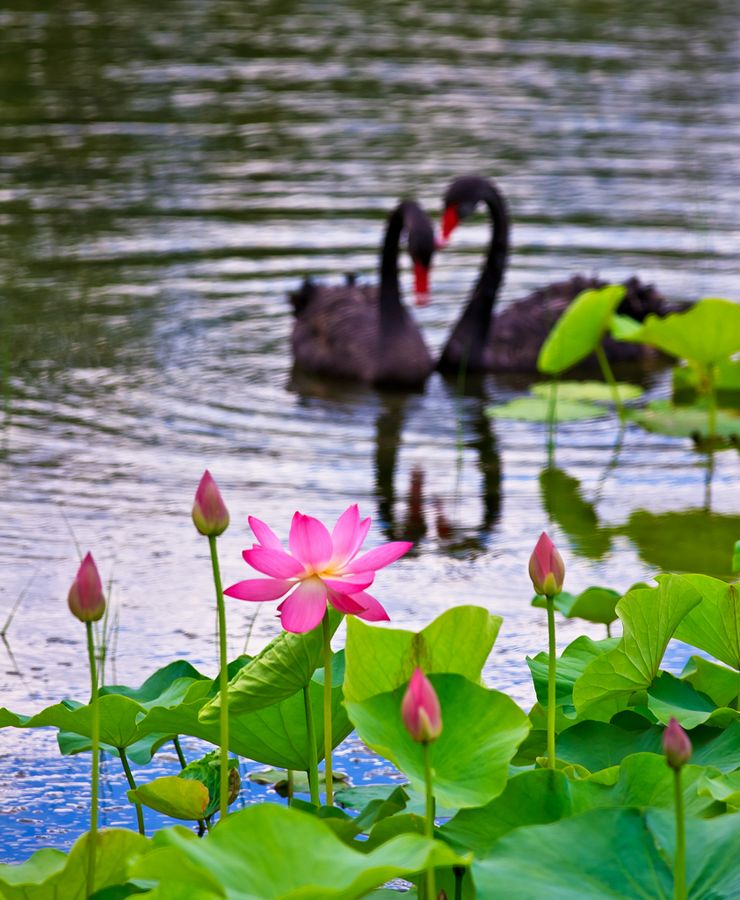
<box><xmin>1</xmin><ymin>0</ymin><xmax>739</xmax><ymax>863</ymax></box>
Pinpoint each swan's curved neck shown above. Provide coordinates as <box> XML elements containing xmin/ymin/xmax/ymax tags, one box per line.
<box><xmin>378</xmin><ymin>202</ymin><xmax>410</xmax><ymax>331</ymax></box>
<box><xmin>439</xmin><ymin>185</ymin><xmax>509</xmax><ymax>371</ymax></box>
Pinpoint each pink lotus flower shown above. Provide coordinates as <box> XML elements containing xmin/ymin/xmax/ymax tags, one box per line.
<box><xmin>528</xmin><ymin>532</ymin><xmax>565</xmax><ymax>597</ymax></box>
<box><xmin>224</xmin><ymin>504</ymin><xmax>411</xmax><ymax>633</ymax></box>
<box><xmin>192</xmin><ymin>470</ymin><xmax>230</xmax><ymax>537</ymax></box>
<box><xmin>401</xmin><ymin>668</ymin><xmax>443</xmax><ymax>743</ymax></box>
<box><xmin>663</xmin><ymin>717</ymin><xmax>692</xmax><ymax>770</ymax></box>
<box><xmin>68</xmin><ymin>552</ymin><xmax>106</xmax><ymax>623</ymax></box>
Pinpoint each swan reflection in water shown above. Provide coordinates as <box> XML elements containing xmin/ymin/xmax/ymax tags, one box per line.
<box><xmin>288</xmin><ymin>369</ymin><xmax>502</xmax><ymax>556</ymax></box>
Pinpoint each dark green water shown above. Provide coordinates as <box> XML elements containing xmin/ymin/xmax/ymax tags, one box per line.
<box><xmin>1</xmin><ymin>0</ymin><xmax>738</xmax><ymax>861</ymax></box>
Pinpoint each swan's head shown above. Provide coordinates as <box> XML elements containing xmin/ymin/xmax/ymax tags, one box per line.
<box><xmin>440</xmin><ymin>175</ymin><xmax>497</xmax><ymax>242</ymax></box>
<box><xmin>404</xmin><ymin>202</ymin><xmax>436</xmax><ymax>307</ymax></box>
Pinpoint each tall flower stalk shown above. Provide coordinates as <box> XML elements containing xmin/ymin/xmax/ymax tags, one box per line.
<box><xmin>402</xmin><ymin>668</ymin><xmax>443</xmax><ymax>900</ymax></box>
<box><xmin>67</xmin><ymin>553</ymin><xmax>106</xmax><ymax>897</ymax></box>
<box><xmin>193</xmin><ymin>470</ymin><xmax>231</xmax><ymax>822</ymax></box>
<box><xmin>302</xmin><ymin>684</ymin><xmax>320</xmax><ymax>805</ymax></box>
<box><xmin>663</xmin><ymin>718</ymin><xmax>692</xmax><ymax>900</ymax></box>
<box><xmin>529</xmin><ymin>532</ymin><xmax>565</xmax><ymax>770</ymax></box>
<box><xmin>322</xmin><ymin>611</ymin><xmax>335</xmax><ymax>805</ymax></box>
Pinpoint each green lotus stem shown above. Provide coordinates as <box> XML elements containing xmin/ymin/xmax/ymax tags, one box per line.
<box><xmin>606</xmin><ymin>622</ymin><xmax>612</xmax><ymax>639</ymax></box>
<box><xmin>673</xmin><ymin>767</ymin><xmax>686</xmax><ymax>900</ymax></box>
<box><xmin>546</xmin><ymin>596</ymin><xmax>557</xmax><ymax>769</ymax></box>
<box><xmin>85</xmin><ymin>622</ymin><xmax>99</xmax><ymax>896</ymax></box>
<box><xmin>422</xmin><ymin>741</ymin><xmax>436</xmax><ymax>900</ymax></box>
<box><xmin>706</xmin><ymin>363</ymin><xmax>717</xmax><ymax>442</ymax></box>
<box><xmin>173</xmin><ymin>736</ymin><xmax>187</xmax><ymax>769</ymax></box>
<box><xmin>119</xmin><ymin>746</ymin><xmax>145</xmax><ymax>836</ymax></box>
<box><xmin>303</xmin><ymin>683</ymin><xmax>321</xmax><ymax>805</ymax></box>
<box><xmin>208</xmin><ymin>534</ymin><xmax>230</xmax><ymax>822</ymax></box>
<box><xmin>595</xmin><ymin>343</ymin><xmax>625</xmax><ymax>423</ymax></box>
<box><xmin>287</xmin><ymin>769</ymin><xmax>294</xmax><ymax>806</ymax></box>
<box><xmin>322</xmin><ymin>611</ymin><xmax>334</xmax><ymax>806</ymax></box>
<box><xmin>453</xmin><ymin>865</ymin><xmax>465</xmax><ymax>900</ymax></box>
<box><xmin>546</xmin><ymin>380</ymin><xmax>558</xmax><ymax>467</ymax></box>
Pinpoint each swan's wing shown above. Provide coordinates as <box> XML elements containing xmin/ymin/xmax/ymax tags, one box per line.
<box><xmin>291</xmin><ymin>283</ymin><xmax>381</xmax><ymax>382</ymax></box>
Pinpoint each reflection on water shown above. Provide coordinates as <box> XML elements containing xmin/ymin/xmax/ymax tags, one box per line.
<box><xmin>1</xmin><ymin>0</ymin><xmax>739</xmax><ymax>861</ymax></box>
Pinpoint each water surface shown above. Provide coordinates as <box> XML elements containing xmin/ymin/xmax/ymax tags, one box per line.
<box><xmin>1</xmin><ymin>0</ymin><xmax>739</xmax><ymax>862</ymax></box>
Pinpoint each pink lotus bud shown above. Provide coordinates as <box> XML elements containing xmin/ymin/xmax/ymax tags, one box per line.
<box><xmin>192</xmin><ymin>470</ymin><xmax>230</xmax><ymax>537</ymax></box>
<box><xmin>401</xmin><ymin>668</ymin><xmax>443</xmax><ymax>744</ymax></box>
<box><xmin>663</xmin><ymin>717</ymin><xmax>692</xmax><ymax>770</ymax></box>
<box><xmin>67</xmin><ymin>552</ymin><xmax>106</xmax><ymax>623</ymax></box>
<box><xmin>528</xmin><ymin>532</ymin><xmax>565</xmax><ymax>597</ymax></box>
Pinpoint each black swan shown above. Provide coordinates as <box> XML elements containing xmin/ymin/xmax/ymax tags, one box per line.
<box><xmin>290</xmin><ymin>200</ymin><xmax>436</xmax><ymax>388</ymax></box>
<box><xmin>436</xmin><ymin>175</ymin><xmax>673</xmax><ymax>374</ymax></box>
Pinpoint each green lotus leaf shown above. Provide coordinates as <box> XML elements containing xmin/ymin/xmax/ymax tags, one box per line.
<box><xmin>647</xmin><ymin>671</ymin><xmax>739</xmax><ymax>729</ymax></box>
<box><xmin>532</xmin><ymin>587</ymin><xmax>621</xmax><ymax>626</ymax></box>
<box><xmin>572</xmin><ymin>575</ymin><xmax>701</xmax><ymax>721</ymax></box>
<box><xmin>0</xmin><ymin>694</ymin><xmax>149</xmax><ymax>751</ymax></box>
<box><xmin>0</xmin><ymin>829</ymin><xmax>148</xmax><ymax>899</ymax></box>
<box><xmin>346</xmin><ymin>673</ymin><xmax>529</xmax><ymax>809</ymax></box>
<box><xmin>485</xmin><ymin>396</ymin><xmax>605</xmax><ymax>422</ymax></box>
<box><xmin>531</xmin><ymin>380</ymin><xmax>643</xmax><ymax>403</ymax></box>
<box><xmin>537</xmin><ymin>285</ymin><xmax>627</xmax><ymax>374</ymax></box>
<box><xmin>733</xmin><ymin>539</ymin><xmax>740</xmax><ymax>574</ymax></box>
<box><xmin>527</xmin><ymin>635</ymin><xmax>618</xmax><ymax>714</ymax></box>
<box><xmin>201</xmin><ymin>611</ymin><xmax>341</xmax><ymax>721</ymax></box>
<box><xmin>472</xmin><ymin>806</ymin><xmax>740</xmax><ymax>898</ymax></box>
<box><xmin>674</xmin><ymin>575</ymin><xmax>740</xmax><ymax>671</ymax></box>
<box><xmin>344</xmin><ymin>606</ymin><xmax>501</xmax><ymax>705</ymax></box>
<box><xmin>681</xmin><ymin>655</ymin><xmax>739</xmax><ymax>708</ymax></box>
<box><xmin>441</xmin><ymin>754</ymin><xmax>717</xmax><ymax>858</ymax></box>
<box><xmin>673</xmin><ymin>358</ymin><xmax>740</xmax><ymax>407</ymax></box>
<box><xmin>59</xmin><ymin>661</ymin><xmax>206</xmax><ymax>763</ymax></box>
<box><xmin>619</xmin><ymin>509</ymin><xmax>740</xmax><ymax>578</ymax></box>
<box><xmin>612</xmin><ymin>297</ymin><xmax>740</xmax><ymax>366</ymax></box>
<box><xmin>697</xmin><ymin>769</ymin><xmax>740</xmax><ymax>808</ymax></box>
<box><xmin>629</xmin><ymin>398</ymin><xmax>740</xmax><ymax>441</ymax></box>
<box><xmin>130</xmin><ymin>804</ymin><xmax>468</xmax><ymax>899</ymax></box>
<box><xmin>138</xmin><ymin>654</ymin><xmax>350</xmax><ymax>770</ymax></box>
<box><xmin>127</xmin><ymin>776</ymin><xmax>210</xmax><ymax>822</ymax></box>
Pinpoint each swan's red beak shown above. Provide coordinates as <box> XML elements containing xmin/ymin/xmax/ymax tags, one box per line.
<box><xmin>441</xmin><ymin>205</ymin><xmax>459</xmax><ymax>241</ymax></box>
<box><xmin>414</xmin><ymin>261</ymin><xmax>430</xmax><ymax>306</ymax></box>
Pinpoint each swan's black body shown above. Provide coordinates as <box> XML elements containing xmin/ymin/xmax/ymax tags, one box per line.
<box><xmin>291</xmin><ymin>201</ymin><xmax>435</xmax><ymax>388</ymax></box>
<box><xmin>437</xmin><ymin>176</ymin><xmax>673</xmax><ymax>374</ymax></box>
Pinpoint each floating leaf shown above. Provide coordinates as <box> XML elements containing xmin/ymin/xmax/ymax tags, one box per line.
<box><xmin>612</xmin><ymin>298</ymin><xmax>740</xmax><ymax>366</ymax></box>
<box><xmin>472</xmin><ymin>807</ymin><xmax>740</xmax><ymax>898</ymax></box>
<box><xmin>344</xmin><ymin>606</ymin><xmax>501</xmax><ymax>705</ymax></box>
<box><xmin>531</xmin><ymin>380</ymin><xmax>643</xmax><ymax>404</ymax></box>
<box><xmin>130</xmin><ymin>804</ymin><xmax>469</xmax><ymax>899</ymax></box>
<box><xmin>537</xmin><ymin>285</ymin><xmax>627</xmax><ymax>375</ymax></box>
<box><xmin>0</xmin><ymin>829</ymin><xmax>148</xmax><ymax>899</ymax></box>
<box><xmin>629</xmin><ymin>398</ymin><xmax>740</xmax><ymax>440</ymax></box>
<box><xmin>485</xmin><ymin>396</ymin><xmax>605</xmax><ymax>422</ymax></box>
<box><xmin>573</xmin><ymin>575</ymin><xmax>702</xmax><ymax>721</ymax></box>
<box><xmin>346</xmin><ymin>674</ymin><xmax>529</xmax><ymax>810</ymax></box>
